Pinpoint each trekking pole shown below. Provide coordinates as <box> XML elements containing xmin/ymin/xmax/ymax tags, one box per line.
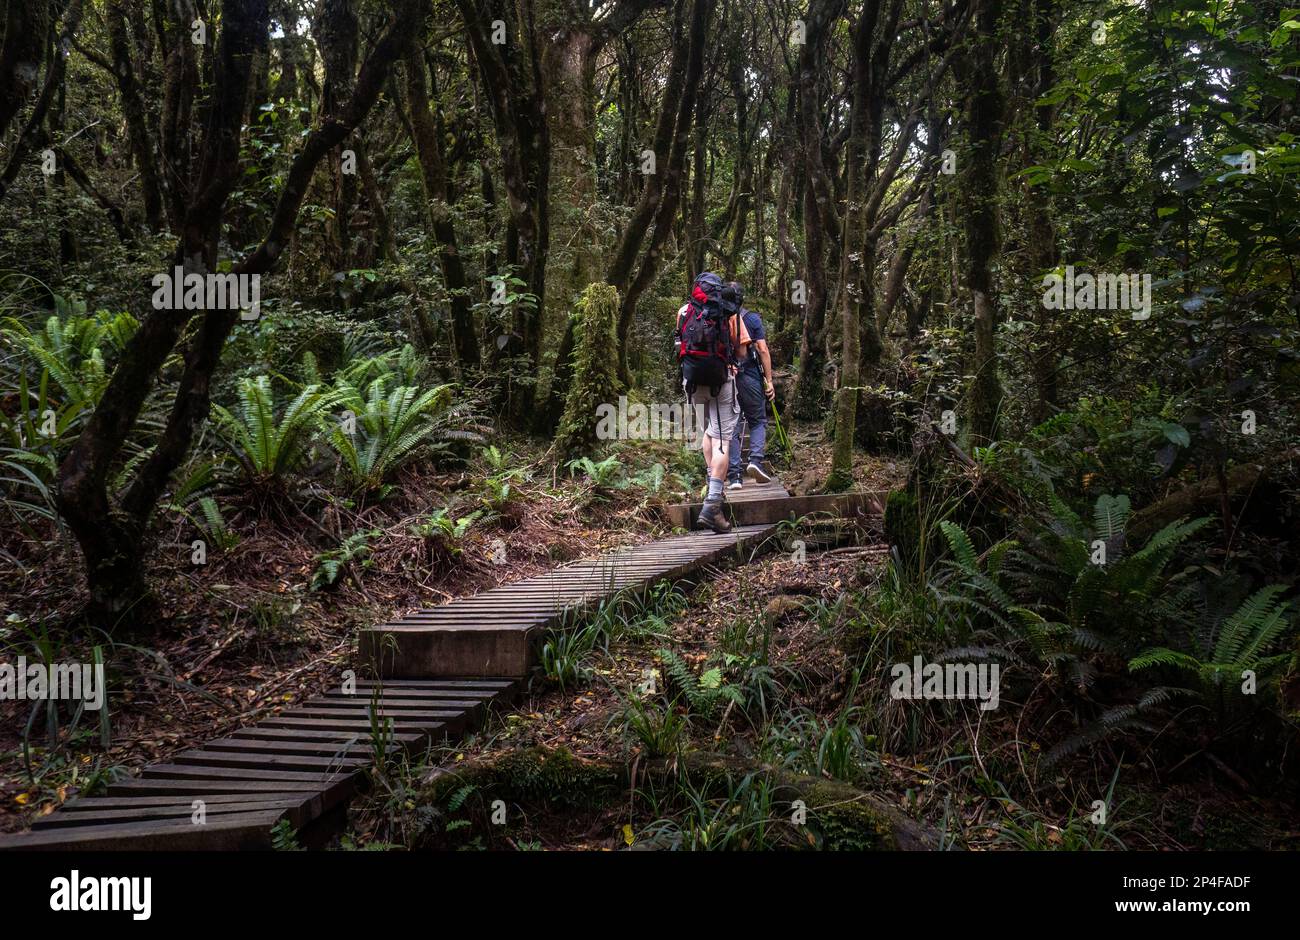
<box><xmin>768</xmin><ymin>396</ymin><xmax>791</xmax><ymax>455</ymax></box>
<box><xmin>757</xmin><ymin>361</ymin><xmax>791</xmax><ymax>457</ymax></box>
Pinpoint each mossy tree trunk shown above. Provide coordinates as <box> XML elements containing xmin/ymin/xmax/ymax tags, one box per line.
<box><xmin>555</xmin><ymin>283</ymin><xmax>624</xmax><ymax>456</ymax></box>
<box><xmin>421</xmin><ymin>746</ymin><xmax>946</xmax><ymax>851</ymax></box>
<box><xmin>539</xmin><ymin>0</ymin><xmax>657</xmax><ymax>414</ymax></box>
<box><xmin>454</xmin><ymin>0</ymin><xmax>552</xmax><ymax>423</ymax></box>
<box><xmin>958</xmin><ymin>0</ymin><xmax>1007</xmax><ymax>446</ymax></box>
<box><xmin>402</xmin><ymin>38</ymin><xmax>480</xmax><ymax>370</ymax></box>
<box><xmin>790</xmin><ymin>0</ymin><xmax>845</xmax><ymax>419</ymax></box>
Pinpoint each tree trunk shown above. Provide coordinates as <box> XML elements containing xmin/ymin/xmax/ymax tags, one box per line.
<box><xmin>614</xmin><ymin>0</ymin><xmax>712</xmax><ymax>385</ymax></box>
<box><xmin>539</xmin><ymin>10</ymin><xmax>599</xmax><ymax>308</ymax></box>
<box><xmin>829</xmin><ymin>0</ymin><xmax>889</xmax><ymax>490</ymax></box>
<box><xmin>0</xmin><ymin>0</ymin><xmax>86</xmax><ymax>206</ymax></box>
<box><xmin>454</xmin><ymin>0</ymin><xmax>551</xmax><ymax>422</ymax></box>
<box><xmin>107</xmin><ymin>0</ymin><xmax>165</xmax><ymax>229</ymax></box>
<box><xmin>959</xmin><ymin>0</ymin><xmax>1006</xmax><ymax>445</ymax></box>
<box><xmin>724</xmin><ymin>40</ymin><xmax>752</xmax><ymax>280</ymax></box>
<box><xmin>607</xmin><ymin>0</ymin><xmax>689</xmax><ymax>382</ymax></box>
<box><xmin>1018</xmin><ymin>0</ymin><xmax>1060</xmax><ymax>422</ymax></box>
<box><xmin>0</xmin><ymin>0</ymin><xmax>50</xmax><ymax>139</ymax></box>
<box><xmin>791</xmin><ymin>0</ymin><xmax>845</xmax><ymax>418</ymax></box>
<box><xmin>403</xmin><ymin>43</ymin><xmax>480</xmax><ymax>369</ymax></box>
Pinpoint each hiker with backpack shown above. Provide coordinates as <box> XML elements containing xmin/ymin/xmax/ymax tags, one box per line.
<box><xmin>674</xmin><ymin>272</ymin><xmax>751</xmax><ymax>534</ymax></box>
<box><xmin>723</xmin><ymin>281</ymin><xmax>776</xmax><ymax>490</ymax></box>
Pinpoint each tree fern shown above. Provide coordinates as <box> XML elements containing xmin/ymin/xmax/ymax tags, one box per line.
<box><xmin>1043</xmin><ymin>687</ymin><xmax>1187</xmax><ymax>768</ymax></box>
<box><xmin>212</xmin><ymin>375</ymin><xmax>340</xmax><ymax>486</ymax></box>
<box><xmin>2</xmin><ymin>310</ymin><xmax>137</xmax><ymax>408</ymax></box>
<box><xmin>938</xmin><ymin>520</ymin><xmax>979</xmax><ymax>571</ymax></box>
<box><xmin>194</xmin><ymin>496</ymin><xmax>240</xmax><ymax>551</ymax></box>
<box><xmin>311</xmin><ymin>529</ymin><xmax>380</xmax><ymax>591</ymax></box>
<box><xmin>328</xmin><ymin>372</ymin><xmax>484</xmax><ymax>492</ymax></box>
<box><xmin>447</xmin><ymin>783</ymin><xmax>478</xmax><ymax>812</ymax></box>
<box><xmin>270</xmin><ymin>819</ymin><xmax>303</xmax><ymax>851</ymax></box>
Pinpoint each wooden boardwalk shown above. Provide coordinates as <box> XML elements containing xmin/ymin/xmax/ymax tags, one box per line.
<box><xmin>0</xmin><ymin>678</ymin><xmax>519</xmax><ymax>850</ymax></box>
<box><xmin>0</xmin><ymin>522</ymin><xmax>779</xmax><ymax>850</ymax></box>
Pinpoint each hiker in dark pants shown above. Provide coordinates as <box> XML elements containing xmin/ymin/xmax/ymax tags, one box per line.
<box><xmin>725</xmin><ymin>282</ymin><xmax>776</xmax><ymax>489</ymax></box>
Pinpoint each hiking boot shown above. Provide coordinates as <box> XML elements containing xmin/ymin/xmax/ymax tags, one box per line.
<box><xmin>745</xmin><ymin>460</ymin><xmax>774</xmax><ymax>484</ymax></box>
<box><xmin>696</xmin><ymin>498</ymin><xmax>732</xmax><ymax>534</ymax></box>
<box><xmin>727</xmin><ymin>476</ymin><xmax>743</xmax><ymax>491</ymax></box>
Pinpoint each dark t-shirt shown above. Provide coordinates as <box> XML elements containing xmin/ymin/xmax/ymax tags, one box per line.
<box><xmin>739</xmin><ymin>309</ymin><xmax>765</xmax><ymax>374</ymax></box>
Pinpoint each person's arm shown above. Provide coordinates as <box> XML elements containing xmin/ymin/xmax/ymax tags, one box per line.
<box><xmin>755</xmin><ymin>339</ymin><xmax>775</xmax><ymax>400</ymax></box>
<box><xmin>730</xmin><ymin>313</ymin><xmax>751</xmax><ymax>375</ymax></box>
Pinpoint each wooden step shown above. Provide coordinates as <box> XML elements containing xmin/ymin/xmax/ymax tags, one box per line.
<box><xmin>33</xmin><ymin>798</ymin><xmax>310</xmax><ymax>830</ymax></box>
<box><xmin>0</xmin><ymin>810</ymin><xmax>288</xmax><ymax>851</ymax></box>
<box><xmin>665</xmin><ymin>489</ymin><xmax>883</xmax><ymax>529</ymax></box>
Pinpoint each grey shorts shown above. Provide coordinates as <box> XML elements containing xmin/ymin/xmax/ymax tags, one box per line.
<box><xmin>685</xmin><ymin>376</ymin><xmax>739</xmax><ymax>444</ymax></box>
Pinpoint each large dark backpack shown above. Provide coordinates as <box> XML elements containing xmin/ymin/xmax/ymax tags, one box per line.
<box><xmin>677</xmin><ymin>272</ymin><xmax>733</xmax><ymax>392</ymax></box>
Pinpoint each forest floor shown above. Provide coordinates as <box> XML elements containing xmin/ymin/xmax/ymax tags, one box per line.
<box><xmin>2</xmin><ymin>425</ymin><xmax>1293</xmax><ymax>850</ymax></box>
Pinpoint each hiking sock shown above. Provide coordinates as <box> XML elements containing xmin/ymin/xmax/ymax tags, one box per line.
<box><xmin>707</xmin><ymin>477</ymin><xmax>723</xmax><ymax>501</ymax></box>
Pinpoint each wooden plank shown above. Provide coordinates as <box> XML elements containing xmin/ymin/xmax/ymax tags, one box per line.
<box><xmin>358</xmin><ymin>628</ymin><xmax>536</xmax><ymax>678</ymax></box>
<box><xmin>32</xmin><ymin>799</ymin><xmax>309</xmax><ymax>830</ymax></box>
<box><xmin>0</xmin><ymin>810</ymin><xmax>287</xmax><ymax>851</ymax></box>
<box><xmin>226</xmin><ymin>726</ymin><xmax>421</xmax><ymax>743</ymax></box>
<box><xmin>58</xmin><ymin>793</ymin><xmax>310</xmax><ymax>811</ymax></box>
<box><xmin>107</xmin><ymin>778</ymin><xmax>320</xmax><ymax>796</ymax></box>
<box><xmin>258</xmin><ymin>716</ymin><xmax>452</xmax><ymax>733</ymax></box>
<box><xmin>141</xmin><ymin>763</ymin><xmax>352</xmax><ymax>783</ymax></box>
<box><xmin>130</xmin><ymin>767</ymin><xmax>358</xmax><ymax>818</ymax></box>
<box><xmin>318</xmin><ymin>689</ymin><xmax>497</xmax><ymax>702</ymax></box>
<box><xmin>275</xmin><ymin>706</ymin><xmax>463</xmax><ymax>722</ymax></box>
<box><xmin>172</xmin><ymin>749</ymin><xmax>369</xmax><ymax>773</ymax></box>
<box><xmin>295</xmin><ymin>697</ymin><xmax>484</xmax><ymax>712</ymax></box>
<box><xmin>201</xmin><ymin>737</ymin><xmax>392</xmax><ymax>758</ymax></box>
<box><xmin>353</xmin><ymin>678</ymin><xmax>516</xmax><ymax>689</ymax></box>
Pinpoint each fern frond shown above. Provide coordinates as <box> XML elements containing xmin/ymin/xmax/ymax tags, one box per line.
<box><xmin>1093</xmin><ymin>493</ymin><xmax>1130</xmax><ymax>541</ymax></box>
<box><xmin>1214</xmin><ymin>585</ymin><xmax>1289</xmax><ymax>666</ymax></box>
<box><xmin>938</xmin><ymin>521</ymin><xmax>978</xmax><ymax>571</ymax></box>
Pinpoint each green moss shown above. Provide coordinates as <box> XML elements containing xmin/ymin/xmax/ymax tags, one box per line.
<box><xmin>424</xmin><ymin>746</ymin><xmax>621</xmax><ymax>811</ymax></box>
<box><xmin>883</xmin><ymin>487</ymin><xmax>920</xmax><ymax>565</ymax></box>
<box><xmin>555</xmin><ymin>282</ymin><xmax>624</xmax><ymax>457</ymax></box>
<box><xmin>493</xmin><ymin>746</ymin><xmax>621</xmax><ymax>807</ymax></box>
<box><xmin>803</xmin><ymin>779</ymin><xmax>899</xmax><ymax>850</ymax></box>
